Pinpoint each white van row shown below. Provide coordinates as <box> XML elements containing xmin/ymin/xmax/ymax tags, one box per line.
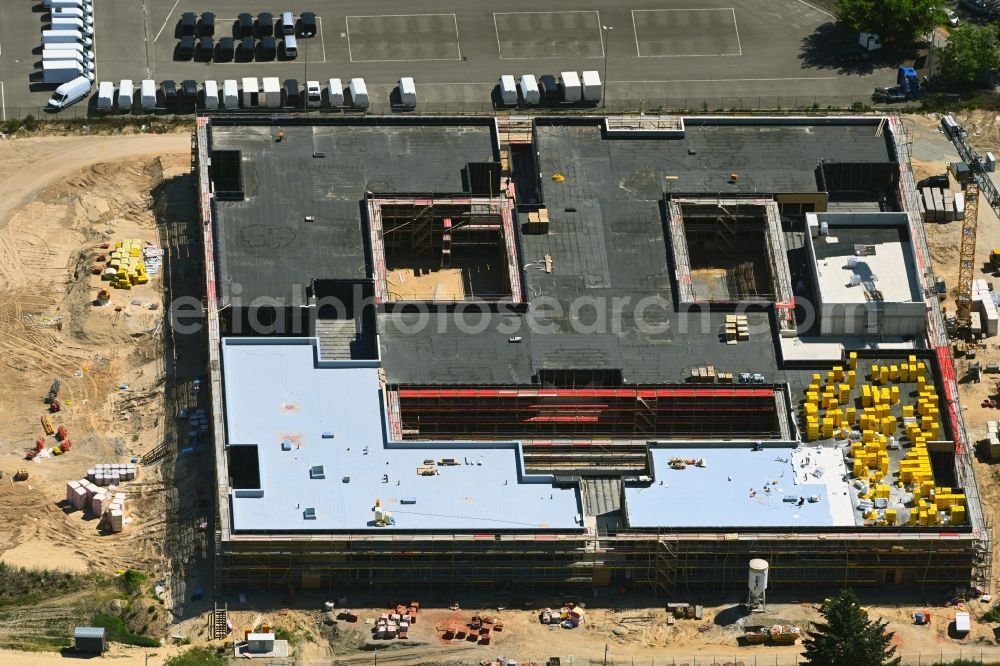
<box><xmin>40</xmin><ymin>0</ymin><xmax>97</xmax><ymax>85</ymax></box>
<box><xmin>500</xmin><ymin>71</ymin><xmax>602</xmax><ymax>106</ymax></box>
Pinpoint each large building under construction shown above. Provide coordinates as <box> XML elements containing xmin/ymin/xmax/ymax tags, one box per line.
<box><xmin>195</xmin><ymin>114</ymin><xmax>990</xmax><ymax>596</ymax></box>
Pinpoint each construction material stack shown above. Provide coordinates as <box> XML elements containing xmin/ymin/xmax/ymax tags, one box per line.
<box><xmin>104</xmin><ymin>239</ymin><xmax>149</xmax><ymax>289</ymax></box>
<box><xmin>801</xmin><ymin>353</ymin><xmax>965</xmax><ymax>526</ymax></box>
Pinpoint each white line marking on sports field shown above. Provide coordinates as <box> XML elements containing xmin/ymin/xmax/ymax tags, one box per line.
<box><xmin>631</xmin><ymin>8</ymin><xmax>742</xmax><ymax>58</ymax></box>
<box><xmin>2</xmin><ymin>82</ymin><xmax>6</xmax><ymax>121</ymax></box>
<box><xmin>793</xmin><ymin>0</ymin><xmax>836</xmax><ymax>19</ymax></box>
<box><xmin>345</xmin><ymin>13</ymin><xmax>461</xmax><ymax>63</ymax></box>
<box><xmin>493</xmin><ymin>10</ymin><xmax>603</xmax><ymax>60</ymax></box>
<box><xmin>318</xmin><ymin>16</ymin><xmax>327</xmax><ymax>63</ymax></box>
<box><xmin>153</xmin><ymin>0</ymin><xmax>181</xmax><ymax>42</ymax></box>
<box><xmin>731</xmin><ymin>8</ymin><xmax>742</xmax><ymax>56</ymax></box>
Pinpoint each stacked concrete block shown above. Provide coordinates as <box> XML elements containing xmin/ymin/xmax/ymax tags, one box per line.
<box><xmin>66</xmin><ymin>480</ymin><xmax>86</xmax><ymax>510</ymax></box>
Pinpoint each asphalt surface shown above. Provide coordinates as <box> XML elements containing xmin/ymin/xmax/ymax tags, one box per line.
<box><xmin>0</xmin><ymin>0</ymin><xmax>900</xmax><ymax>114</ymax></box>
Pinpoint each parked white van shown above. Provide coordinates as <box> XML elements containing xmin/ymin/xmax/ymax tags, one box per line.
<box><xmin>42</xmin><ymin>30</ymin><xmax>93</xmax><ymax>47</ymax></box>
<box><xmin>51</xmin><ymin>7</ymin><xmax>94</xmax><ymax>26</ymax></box>
<box><xmin>47</xmin><ymin>75</ymin><xmax>91</xmax><ymax>109</ymax></box>
<box><xmin>96</xmin><ymin>81</ymin><xmax>115</xmax><ymax>111</ymax></box>
<box><xmin>51</xmin><ymin>17</ymin><xmax>94</xmax><ymax>36</ymax></box>
<box><xmin>43</xmin><ymin>42</ymin><xmax>93</xmax><ymax>61</ymax></box>
<box><xmin>140</xmin><ymin>79</ymin><xmax>156</xmax><ymax>111</ymax></box>
<box><xmin>43</xmin><ymin>0</ymin><xmax>92</xmax><ymax>9</ymax></box>
<box><xmin>118</xmin><ymin>80</ymin><xmax>134</xmax><ymax>110</ymax></box>
<box><xmin>203</xmin><ymin>80</ymin><xmax>220</xmax><ymax>109</ymax></box>
<box><xmin>222</xmin><ymin>79</ymin><xmax>239</xmax><ymax>109</ymax></box>
<box><xmin>42</xmin><ymin>50</ymin><xmax>94</xmax><ymax>72</ymax></box>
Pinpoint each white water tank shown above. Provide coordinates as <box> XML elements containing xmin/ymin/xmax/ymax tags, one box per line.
<box><xmin>748</xmin><ymin>558</ymin><xmax>769</xmax><ymax>593</ymax></box>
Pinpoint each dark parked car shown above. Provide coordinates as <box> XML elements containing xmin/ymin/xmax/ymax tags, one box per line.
<box><xmin>199</xmin><ymin>12</ymin><xmax>215</xmax><ymax>36</ymax></box>
<box><xmin>161</xmin><ymin>80</ymin><xmax>178</xmax><ymax>105</ymax></box>
<box><xmin>181</xmin><ymin>79</ymin><xmax>198</xmax><ymax>97</ymax></box>
<box><xmin>538</xmin><ymin>74</ymin><xmax>559</xmax><ymax>102</ymax></box>
<box><xmin>298</xmin><ymin>11</ymin><xmax>317</xmax><ymax>37</ymax></box>
<box><xmin>284</xmin><ymin>78</ymin><xmax>300</xmax><ymax>106</ymax></box>
<box><xmin>237</xmin><ymin>36</ymin><xmax>255</xmax><ymax>61</ymax></box>
<box><xmin>258</xmin><ymin>35</ymin><xmax>276</xmax><ymax>60</ymax></box>
<box><xmin>176</xmin><ymin>35</ymin><xmax>194</xmax><ymax>60</ymax></box>
<box><xmin>256</xmin><ymin>12</ymin><xmax>274</xmax><ymax>37</ymax></box>
<box><xmin>215</xmin><ymin>36</ymin><xmax>234</xmax><ymax>62</ymax></box>
<box><xmin>237</xmin><ymin>13</ymin><xmax>253</xmax><ymax>37</ymax></box>
<box><xmin>871</xmin><ymin>86</ymin><xmax>906</xmax><ymax>103</ymax></box>
<box><xmin>196</xmin><ymin>35</ymin><xmax>213</xmax><ymax>61</ymax></box>
<box><xmin>179</xmin><ymin>12</ymin><xmax>196</xmax><ymax>36</ymax></box>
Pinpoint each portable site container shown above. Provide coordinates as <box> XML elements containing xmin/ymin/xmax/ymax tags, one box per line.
<box><xmin>140</xmin><ymin>79</ymin><xmax>156</xmax><ymax>110</ymax></box>
<box><xmin>499</xmin><ymin>75</ymin><xmax>517</xmax><ymax>105</ymax></box>
<box><xmin>97</xmin><ymin>81</ymin><xmax>115</xmax><ymax>111</ymax></box>
<box><xmin>519</xmin><ymin>74</ymin><xmax>539</xmax><ymax>105</ymax></box>
<box><xmin>203</xmin><ymin>79</ymin><xmax>219</xmax><ymax>109</ymax></box>
<box><xmin>560</xmin><ymin>71</ymin><xmax>581</xmax><ymax>102</ymax></box>
<box><xmin>117</xmin><ymin>79</ymin><xmax>133</xmax><ymax>110</ymax></box>
<box><xmin>398</xmin><ymin>76</ymin><xmax>416</xmax><ymax>108</ymax></box>
<box><xmin>327</xmin><ymin>78</ymin><xmax>344</xmax><ymax>106</ymax></box>
<box><xmin>222</xmin><ymin>79</ymin><xmax>239</xmax><ymax>108</ymax></box>
<box><xmin>349</xmin><ymin>78</ymin><xmax>368</xmax><ymax>108</ymax></box>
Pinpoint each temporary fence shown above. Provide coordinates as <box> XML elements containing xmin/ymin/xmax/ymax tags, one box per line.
<box><xmin>0</xmin><ymin>94</ymin><xmax>922</xmax><ymax>123</ymax></box>
<box><xmin>296</xmin><ymin>648</ymin><xmax>1000</xmax><ymax>665</ymax></box>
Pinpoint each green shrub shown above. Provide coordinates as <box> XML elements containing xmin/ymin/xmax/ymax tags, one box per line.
<box><xmin>90</xmin><ymin>612</ymin><xmax>160</xmax><ymax>647</ymax></box>
<box><xmin>164</xmin><ymin>646</ymin><xmax>227</xmax><ymax>666</ymax></box>
<box><xmin>117</xmin><ymin>569</ymin><xmax>147</xmax><ymax>597</ymax></box>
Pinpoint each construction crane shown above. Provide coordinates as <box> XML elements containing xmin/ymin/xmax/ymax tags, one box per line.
<box><xmin>956</xmin><ymin>182</ymin><xmax>980</xmax><ymax>328</ymax></box>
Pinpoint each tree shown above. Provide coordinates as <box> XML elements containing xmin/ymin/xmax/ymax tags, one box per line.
<box><xmin>838</xmin><ymin>0</ymin><xmax>942</xmax><ymax>43</ymax></box>
<box><xmin>938</xmin><ymin>24</ymin><xmax>1000</xmax><ymax>88</ymax></box>
<box><xmin>164</xmin><ymin>647</ymin><xmax>227</xmax><ymax>666</ymax></box>
<box><xmin>802</xmin><ymin>590</ymin><xmax>901</xmax><ymax>666</ymax></box>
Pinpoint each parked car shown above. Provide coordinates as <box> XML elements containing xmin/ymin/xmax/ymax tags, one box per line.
<box><xmin>215</xmin><ymin>36</ymin><xmax>234</xmax><ymax>62</ymax></box>
<box><xmin>298</xmin><ymin>11</ymin><xmax>317</xmax><ymax>37</ymax></box>
<box><xmin>284</xmin><ymin>78</ymin><xmax>300</xmax><ymax>106</ymax></box>
<box><xmin>179</xmin><ymin>12</ymin><xmax>196</xmax><ymax>36</ymax></box>
<box><xmin>538</xmin><ymin>74</ymin><xmax>560</xmax><ymax>102</ymax></box>
<box><xmin>872</xmin><ymin>86</ymin><xmax>906</xmax><ymax>103</ymax></box>
<box><xmin>943</xmin><ymin>8</ymin><xmax>960</xmax><ymax>26</ymax></box>
<box><xmin>256</xmin><ymin>12</ymin><xmax>274</xmax><ymax>37</ymax></box>
<box><xmin>200</xmin><ymin>12</ymin><xmax>215</xmax><ymax>36</ymax></box>
<box><xmin>181</xmin><ymin>79</ymin><xmax>198</xmax><ymax>97</ymax></box>
<box><xmin>196</xmin><ymin>36</ymin><xmax>213</xmax><ymax>61</ymax></box>
<box><xmin>305</xmin><ymin>80</ymin><xmax>322</xmax><ymax>107</ymax></box>
<box><xmin>161</xmin><ymin>79</ymin><xmax>178</xmax><ymax>105</ymax></box>
<box><xmin>237</xmin><ymin>36</ymin><xmax>255</xmax><ymax>61</ymax></box>
<box><xmin>258</xmin><ymin>35</ymin><xmax>276</xmax><ymax>60</ymax></box>
<box><xmin>281</xmin><ymin>11</ymin><xmax>295</xmax><ymax>35</ymax></box>
<box><xmin>237</xmin><ymin>13</ymin><xmax>253</xmax><ymax>38</ymax></box>
<box><xmin>282</xmin><ymin>34</ymin><xmax>297</xmax><ymax>59</ymax></box>
<box><xmin>176</xmin><ymin>35</ymin><xmax>194</xmax><ymax>60</ymax></box>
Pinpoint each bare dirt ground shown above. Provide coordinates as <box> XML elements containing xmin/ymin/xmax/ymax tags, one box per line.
<box><xmin>904</xmin><ymin>112</ymin><xmax>1000</xmax><ymax>609</ymax></box>
<box><xmin>0</xmin><ymin>131</ymin><xmax>205</xmax><ymax>653</ymax></box>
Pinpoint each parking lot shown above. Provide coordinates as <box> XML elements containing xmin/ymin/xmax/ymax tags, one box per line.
<box><xmin>0</xmin><ymin>0</ymin><xmax>897</xmax><ymax>115</ymax></box>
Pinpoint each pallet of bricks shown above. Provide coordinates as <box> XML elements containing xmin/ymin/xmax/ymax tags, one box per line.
<box><xmin>920</xmin><ymin>187</ymin><xmax>960</xmax><ymax>222</ymax></box>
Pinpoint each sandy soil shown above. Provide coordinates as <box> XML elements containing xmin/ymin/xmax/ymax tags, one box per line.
<box><xmin>904</xmin><ymin>112</ymin><xmax>1000</xmax><ymax>602</ymax></box>
<box><xmin>0</xmin><ymin>131</ymin><xmax>193</xmax><ymax>652</ymax></box>
<box><xmin>386</xmin><ymin>267</ymin><xmax>466</xmax><ymax>301</ymax></box>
